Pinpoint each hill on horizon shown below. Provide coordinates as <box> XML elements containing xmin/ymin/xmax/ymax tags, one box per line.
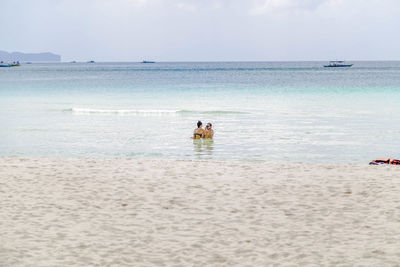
<box><xmin>0</xmin><ymin>50</ymin><xmax>61</xmax><ymax>62</ymax></box>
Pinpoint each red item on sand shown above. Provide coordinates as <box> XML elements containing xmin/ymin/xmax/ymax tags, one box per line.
<box><xmin>369</xmin><ymin>158</ymin><xmax>400</xmax><ymax>165</ymax></box>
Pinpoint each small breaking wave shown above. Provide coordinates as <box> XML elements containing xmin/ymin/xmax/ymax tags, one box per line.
<box><xmin>179</xmin><ymin>109</ymin><xmax>250</xmax><ymax>115</ymax></box>
<box><xmin>65</xmin><ymin>108</ymin><xmax>250</xmax><ymax>115</ymax></box>
<box><xmin>66</xmin><ymin>108</ymin><xmax>179</xmax><ymax>114</ymax></box>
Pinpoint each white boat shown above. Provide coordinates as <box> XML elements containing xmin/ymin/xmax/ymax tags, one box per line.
<box><xmin>0</xmin><ymin>61</ymin><xmax>19</xmax><ymax>67</ymax></box>
<box><xmin>324</xmin><ymin>61</ymin><xmax>353</xmax><ymax>68</ymax></box>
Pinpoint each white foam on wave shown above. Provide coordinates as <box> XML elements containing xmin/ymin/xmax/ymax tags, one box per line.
<box><xmin>67</xmin><ymin>107</ymin><xmax>252</xmax><ymax>115</ymax></box>
<box><xmin>70</xmin><ymin>108</ymin><xmax>180</xmax><ymax>114</ymax></box>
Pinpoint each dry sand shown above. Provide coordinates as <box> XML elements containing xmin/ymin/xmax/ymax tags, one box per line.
<box><xmin>1</xmin><ymin>157</ymin><xmax>400</xmax><ymax>266</ymax></box>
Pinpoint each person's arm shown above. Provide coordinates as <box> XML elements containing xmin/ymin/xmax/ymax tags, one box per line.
<box><xmin>200</xmin><ymin>129</ymin><xmax>205</xmax><ymax>138</ymax></box>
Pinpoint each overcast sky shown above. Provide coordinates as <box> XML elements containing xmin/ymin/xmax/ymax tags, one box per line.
<box><xmin>1</xmin><ymin>0</ymin><xmax>399</xmax><ymax>61</ymax></box>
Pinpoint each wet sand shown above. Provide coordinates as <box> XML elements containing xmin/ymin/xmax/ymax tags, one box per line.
<box><xmin>1</xmin><ymin>157</ymin><xmax>400</xmax><ymax>266</ymax></box>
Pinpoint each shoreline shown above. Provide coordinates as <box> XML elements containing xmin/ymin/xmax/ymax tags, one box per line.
<box><xmin>0</xmin><ymin>155</ymin><xmax>376</xmax><ymax>165</ymax></box>
<box><xmin>2</xmin><ymin>157</ymin><xmax>400</xmax><ymax>266</ymax></box>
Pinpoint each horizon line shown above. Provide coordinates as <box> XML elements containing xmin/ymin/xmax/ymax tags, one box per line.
<box><xmin>53</xmin><ymin>59</ymin><xmax>400</xmax><ymax>63</ymax></box>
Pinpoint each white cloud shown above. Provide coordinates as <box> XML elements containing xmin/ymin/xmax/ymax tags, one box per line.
<box><xmin>249</xmin><ymin>0</ymin><xmax>328</xmax><ymax>15</ymax></box>
<box><xmin>0</xmin><ymin>0</ymin><xmax>399</xmax><ymax>61</ymax></box>
<box><xmin>175</xmin><ymin>2</ymin><xmax>197</xmax><ymax>11</ymax></box>
<box><xmin>122</xmin><ymin>0</ymin><xmax>149</xmax><ymax>6</ymax></box>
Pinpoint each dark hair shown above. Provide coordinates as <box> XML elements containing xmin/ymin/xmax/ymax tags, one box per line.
<box><xmin>197</xmin><ymin>121</ymin><xmax>202</xmax><ymax>128</ymax></box>
<box><xmin>207</xmin><ymin>122</ymin><xmax>212</xmax><ymax>127</ymax></box>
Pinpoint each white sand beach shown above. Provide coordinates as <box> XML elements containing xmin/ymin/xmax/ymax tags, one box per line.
<box><xmin>2</xmin><ymin>157</ymin><xmax>400</xmax><ymax>266</ymax></box>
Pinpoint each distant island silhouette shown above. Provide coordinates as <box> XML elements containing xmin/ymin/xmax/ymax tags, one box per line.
<box><xmin>0</xmin><ymin>50</ymin><xmax>61</xmax><ymax>62</ymax></box>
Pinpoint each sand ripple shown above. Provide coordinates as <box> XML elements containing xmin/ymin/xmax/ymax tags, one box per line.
<box><xmin>1</xmin><ymin>158</ymin><xmax>400</xmax><ymax>266</ymax></box>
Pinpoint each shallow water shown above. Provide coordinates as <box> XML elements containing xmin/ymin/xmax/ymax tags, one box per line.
<box><xmin>1</xmin><ymin>61</ymin><xmax>400</xmax><ymax>162</ymax></box>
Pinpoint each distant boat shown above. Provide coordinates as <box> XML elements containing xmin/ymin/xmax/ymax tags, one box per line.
<box><xmin>87</xmin><ymin>60</ymin><xmax>95</xmax><ymax>63</ymax></box>
<box><xmin>70</xmin><ymin>61</ymin><xmax>77</xmax><ymax>63</ymax></box>
<box><xmin>141</xmin><ymin>60</ymin><xmax>155</xmax><ymax>63</ymax></box>
<box><xmin>0</xmin><ymin>61</ymin><xmax>19</xmax><ymax>67</ymax></box>
<box><xmin>324</xmin><ymin>61</ymin><xmax>353</xmax><ymax>68</ymax></box>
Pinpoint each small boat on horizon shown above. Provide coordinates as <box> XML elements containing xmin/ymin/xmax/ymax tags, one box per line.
<box><xmin>324</xmin><ymin>61</ymin><xmax>353</xmax><ymax>68</ymax></box>
<box><xmin>141</xmin><ymin>60</ymin><xmax>155</xmax><ymax>63</ymax></box>
<box><xmin>0</xmin><ymin>61</ymin><xmax>20</xmax><ymax>67</ymax></box>
<box><xmin>87</xmin><ymin>60</ymin><xmax>95</xmax><ymax>63</ymax></box>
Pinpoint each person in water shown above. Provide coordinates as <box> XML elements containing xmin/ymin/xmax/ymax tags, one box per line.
<box><xmin>203</xmin><ymin>122</ymin><xmax>214</xmax><ymax>139</ymax></box>
<box><xmin>193</xmin><ymin>121</ymin><xmax>205</xmax><ymax>139</ymax></box>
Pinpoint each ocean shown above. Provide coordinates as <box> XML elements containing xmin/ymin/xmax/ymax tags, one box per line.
<box><xmin>1</xmin><ymin>61</ymin><xmax>400</xmax><ymax>163</ymax></box>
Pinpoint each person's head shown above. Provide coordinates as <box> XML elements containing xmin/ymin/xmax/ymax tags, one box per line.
<box><xmin>206</xmin><ymin>122</ymin><xmax>212</xmax><ymax>130</ymax></box>
<box><xmin>197</xmin><ymin>121</ymin><xmax>202</xmax><ymax>128</ymax></box>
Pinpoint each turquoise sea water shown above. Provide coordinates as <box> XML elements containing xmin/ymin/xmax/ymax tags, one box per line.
<box><xmin>1</xmin><ymin>61</ymin><xmax>400</xmax><ymax>163</ymax></box>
